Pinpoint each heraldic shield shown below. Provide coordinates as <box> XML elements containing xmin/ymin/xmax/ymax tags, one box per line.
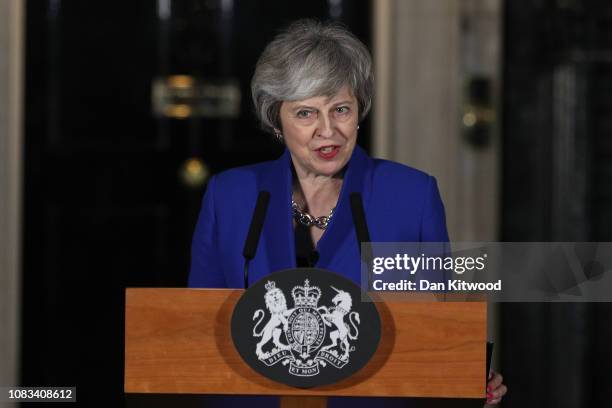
<box><xmin>231</xmin><ymin>268</ymin><xmax>381</xmax><ymax>388</ymax></box>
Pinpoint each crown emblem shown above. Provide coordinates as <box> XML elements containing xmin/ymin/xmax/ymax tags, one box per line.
<box><xmin>291</xmin><ymin>279</ymin><xmax>322</xmax><ymax>307</ymax></box>
<box><xmin>264</xmin><ymin>281</ymin><xmax>277</xmax><ymax>292</ymax></box>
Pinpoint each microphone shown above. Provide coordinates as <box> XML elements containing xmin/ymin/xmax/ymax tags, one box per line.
<box><xmin>349</xmin><ymin>192</ymin><xmax>371</xmax><ymax>248</ymax></box>
<box><xmin>350</xmin><ymin>193</ymin><xmax>373</xmax><ymax>289</ymax></box>
<box><xmin>308</xmin><ymin>250</ymin><xmax>320</xmax><ymax>267</ymax></box>
<box><xmin>242</xmin><ymin>191</ymin><xmax>270</xmax><ymax>288</ymax></box>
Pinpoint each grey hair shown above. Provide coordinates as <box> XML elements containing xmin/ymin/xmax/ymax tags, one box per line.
<box><xmin>251</xmin><ymin>19</ymin><xmax>374</xmax><ymax>134</ymax></box>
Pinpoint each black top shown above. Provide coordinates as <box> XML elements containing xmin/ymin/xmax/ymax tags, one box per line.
<box><xmin>294</xmin><ymin>223</ymin><xmax>319</xmax><ymax>267</ymax></box>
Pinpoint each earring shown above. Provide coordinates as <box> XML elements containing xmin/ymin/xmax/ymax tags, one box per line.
<box><xmin>274</xmin><ymin>131</ymin><xmax>284</xmax><ymax>142</ymax></box>
<box><xmin>357</xmin><ymin>125</ymin><xmax>360</xmax><ymax>130</ymax></box>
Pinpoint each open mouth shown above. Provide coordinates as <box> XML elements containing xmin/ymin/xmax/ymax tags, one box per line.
<box><xmin>316</xmin><ymin>145</ymin><xmax>340</xmax><ymax>160</ymax></box>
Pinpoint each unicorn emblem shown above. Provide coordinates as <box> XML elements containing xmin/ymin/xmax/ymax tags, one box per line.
<box><xmin>319</xmin><ymin>286</ymin><xmax>360</xmax><ymax>361</ymax></box>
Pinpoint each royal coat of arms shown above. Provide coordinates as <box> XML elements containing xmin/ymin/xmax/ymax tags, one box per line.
<box><xmin>252</xmin><ymin>279</ymin><xmax>360</xmax><ymax>377</ymax></box>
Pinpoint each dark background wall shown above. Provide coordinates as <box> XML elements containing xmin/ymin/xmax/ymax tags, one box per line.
<box><xmin>501</xmin><ymin>0</ymin><xmax>612</xmax><ymax>407</ymax></box>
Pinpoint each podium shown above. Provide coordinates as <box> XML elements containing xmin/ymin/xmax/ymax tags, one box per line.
<box><xmin>125</xmin><ymin>288</ymin><xmax>487</xmax><ymax>407</ymax></box>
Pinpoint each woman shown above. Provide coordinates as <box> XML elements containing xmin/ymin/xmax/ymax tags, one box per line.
<box><xmin>190</xmin><ymin>19</ymin><xmax>507</xmax><ymax>407</ymax></box>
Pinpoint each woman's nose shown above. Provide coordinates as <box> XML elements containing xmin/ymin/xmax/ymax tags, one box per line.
<box><xmin>317</xmin><ymin>114</ymin><xmax>334</xmax><ymax>138</ymax></box>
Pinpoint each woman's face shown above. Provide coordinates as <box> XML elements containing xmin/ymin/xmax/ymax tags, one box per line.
<box><xmin>278</xmin><ymin>85</ymin><xmax>359</xmax><ymax>179</ymax></box>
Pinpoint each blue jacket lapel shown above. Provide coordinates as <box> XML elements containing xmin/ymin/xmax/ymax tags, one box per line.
<box><xmin>258</xmin><ymin>149</ymin><xmax>296</xmax><ymax>273</ymax></box>
<box><xmin>316</xmin><ymin>145</ymin><xmax>372</xmax><ymax>269</ymax></box>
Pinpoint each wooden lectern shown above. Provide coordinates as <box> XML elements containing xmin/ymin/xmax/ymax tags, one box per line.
<box><xmin>125</xmin><ymin>288</ymin><xmax>487</xmax><ymax>407</ymax></box>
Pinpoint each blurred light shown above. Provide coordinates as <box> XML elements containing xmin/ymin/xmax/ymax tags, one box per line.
<box><xmin>164</xmin><ymin>104</ymin><xmax>192</xmax><ymax>119</ymax></box>
<box><xmin>152</xmin><ymin>76</ymin><xmax>241</xmax><ymax>119</ymax></box>
<box><xmin>167</xmin><ymin>75</ymin><xmax>194</xmax><ymax>89</ymax></box>
<box><xmin>158</xmin><ymin>0</ymin><xmax>171</xmax><ymax>20</ymax></box>
<box><xmin>221</xmin><ymin>0</ymin><xmax>234</xmax><ymax>15</ymax></box>
<box><xmin>179</xmin><ymin>158</ymin><xmax>209</xmax><ymax>188</ymax></box>
<box><xmin>463</xmin><ymin>111</ymin><xmax>477</xmax><ymax>127</ymax></box>
<box><xmin>463</xmin><ymin>108</ymin><xmax>496</xmax><ymax>128</ymax></box>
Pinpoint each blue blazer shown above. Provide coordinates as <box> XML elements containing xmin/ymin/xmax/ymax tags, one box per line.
<box><xmin>189</xmin><ymin>144</ymin><xmax>448</xmax><ymax>288</ymax></box>
<box><xmin>188</xmin><ymin>145</ymin><xmax>449</xmax><ymax>408</ymax></box>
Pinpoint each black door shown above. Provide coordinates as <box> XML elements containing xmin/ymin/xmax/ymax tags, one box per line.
<box><xmin>501</xmin><ymin>2</ymin><xmax>612</xmax><ymax>407</ymax></box>
<box><xmin>22</xmin><ymin>1</ymin><xmax>371</xmax><ymax>407</ymax></box>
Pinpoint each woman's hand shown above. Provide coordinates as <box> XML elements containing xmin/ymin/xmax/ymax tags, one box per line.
<box><xmin>485</xmin><ymin>371</ymin><xmax>507</xmax><ymax>405</ymax></box>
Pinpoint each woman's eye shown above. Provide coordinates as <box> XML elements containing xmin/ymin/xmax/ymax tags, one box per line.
<box><xmin>336</xmin><ymin>106</ymin><xmax>349</xmax><ymax>114</ymax></box>
<box><xmin>297</xmin><ymin>110</ymin><xmax>312</xmax><ymax>118</ymax></box>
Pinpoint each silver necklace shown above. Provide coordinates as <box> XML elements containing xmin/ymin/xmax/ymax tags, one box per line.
<box><xmin>291</xmin><ymin>200</ymin><xmax>335</xmax><ymax>230</ymax></box>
